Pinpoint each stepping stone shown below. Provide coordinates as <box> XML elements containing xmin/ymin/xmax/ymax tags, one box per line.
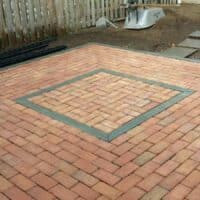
<box><xmin>161</xmin><ymin>47</ymin><xmax>197</xmax><ymax>58</ymax></box>
<box><xmin>189</xmin><ymin>31</ymin><xmax>200</xmax><ymax>39</ymax></box>
<box><xmin>178</xmin><ymin>38</ymin><xmax>200</xmax><ymax>49</ymax></box>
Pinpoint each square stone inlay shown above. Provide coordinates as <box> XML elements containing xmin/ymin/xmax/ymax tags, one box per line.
<box><xmin>16</xmin><ymin>69</ymin><xmax>193</xmax><ymax>141</ymax></box>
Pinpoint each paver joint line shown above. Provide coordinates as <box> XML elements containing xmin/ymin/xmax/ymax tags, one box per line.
<box><xmin>16</xmin><ymin>68</ymin><xmax>194</xmax><ymax>142</ymax></box>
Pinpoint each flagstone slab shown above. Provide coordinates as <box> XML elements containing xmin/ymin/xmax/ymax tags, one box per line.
<box><xmin>161</xmin><ymin>47</ymin><xmax>197</xmax><ymax>58</ymax></box>
<box><xmin>178</xmin><ymin>38</ymin><xmax>200</xmax><ymax>49</ymax></box>
<box><xmin>189</xmin><ymin>31</ymin><xmax>200</xmax><ymax>39</ymax></box>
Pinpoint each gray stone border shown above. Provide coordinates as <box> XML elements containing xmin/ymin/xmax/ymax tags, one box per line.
<box><xmin>16</xmin><ymin>68</ymin><xmax>194</xmax><ymax>142</ymax></box>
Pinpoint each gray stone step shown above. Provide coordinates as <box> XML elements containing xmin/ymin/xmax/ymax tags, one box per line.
<box><xmin>189</xmin><ymin>31</ymin><xmax>200</xmax><ymax>39</ymax></box>
<box><xmin>161</xmin><ymin>47</ymin><xmax>197</xmax><ymax>58</ymax></box>
<box><xmin>178</xmin><ymin>38</ymin><xmax>200</xmax><ymax>49</ymax></box>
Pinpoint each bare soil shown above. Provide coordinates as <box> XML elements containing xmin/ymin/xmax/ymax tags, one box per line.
<box><xmin>64</xmin><ymin>4</ymin><xmax>200</xmax><ymax>55</ymax></box>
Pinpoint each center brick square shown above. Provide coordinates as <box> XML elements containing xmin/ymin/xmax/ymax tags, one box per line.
<box><xmin>16</xmin><ymin>68</ymin><xmax>193</xmax><ymax>141</ymax></box>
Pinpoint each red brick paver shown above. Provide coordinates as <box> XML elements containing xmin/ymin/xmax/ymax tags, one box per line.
<box><xmin>0</xmin><ymin>44</ymin><xmax>200</xmax><ymax>199</ymax></box>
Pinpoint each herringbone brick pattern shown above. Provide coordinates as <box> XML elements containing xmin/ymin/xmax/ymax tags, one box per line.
<box><xmin>0</xmin><ymin>44</ymin><xmax>200</xmax><ymax>200</ymax></box>
<box><xmin>30</xmin><ymin>72</ymin><xmax>178</xmax><ymax>133</ymax></box>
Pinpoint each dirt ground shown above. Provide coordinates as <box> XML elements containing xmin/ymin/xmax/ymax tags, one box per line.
<box><xmin>65</xmin><ymin>4</ymin><xmax>200</xmax><ymax>55</ymax></box>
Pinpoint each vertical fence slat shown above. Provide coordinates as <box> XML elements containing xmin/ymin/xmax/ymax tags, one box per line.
<box><xmin>114</xmin><ymin>0</ymin><xmax>118</xmax><ymax>19</ymax></box>
<box><xmin>11</xmin><ymin>0</ymin><xmax>21</xmax><ymax>42</ymax></box>
<box><xmin>80</xmin><ymin>0</ymin><xmax>86</xmax><ymax>28</ymax></box>
<box><xmin>64</xmin><ymin>0</ymin><xmax>69</xmax><ymax>31</ymax></box>
<box><xmin>68</xmin><ymin>0</ymin><xmax>75</xmax><ymax>30</ymax></box>
<box><xmin>34</xmin><ymin>0</ymin><xmax>43</xmax><ymax>38</ymax></box>
<box><xmin>75</xmin><ymin>0</ymin><xmax>81</xmax><ymax>30</ymax></box>
<box><xmin>101</xmin><ymin>0</ymin><xmax>105</xmax><ymax>17</ymax></box>
<box><xmin>86</xmin><ymin>0</ymin><xmax>91</xmax><ymax>27</ymax></box>
<box><xmin>40</xmin><ymin>0</ymin><xmax>49</xmax><ymax>36</ymax></box>
<box><xmin>105</xmin><ymin>0</ymin><xmax>109</xmax><ymax>18</ymax></box>
<box><xmin>0</xmin><ymin>0</ymin><xmax>6</xmax><ymax>48</ymax></box>
<box><xmin>27</xmin><ymin>0</ymin><xmax>36</xmax><ymax>40</ymax></box>
<box><xmin>110</xmin><ymin>0</ymin><xmax>114</xmax><ymax>20</ymax></box>
<box><xmin>19</xmin><ymin>0</ymin><xmax>29</xmax><ymax>41</ymax></box>
<box><xmin>96</xmin><ymin>0</ymin><xmax>100</xmax><ymax>19</ymax></box>
<box><xmin>91</xmin><ymin>0</ymin><xmax>95</xmax><ymax>26</ymax></box>
<box><xmin>54</xmin><ymin>0</ymin><xmax>65</xmax><ymax>35</ymax></box>
<box><xmin>47</xmin><ymin>0</ymin><xmax>57</xmax><ymax>35</ymax></box>
<box><xmin>3</xmin><ymin>0</ymin><xmax>16</xmax><ymax>46</ymax></box>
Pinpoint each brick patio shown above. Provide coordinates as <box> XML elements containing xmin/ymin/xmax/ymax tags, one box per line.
<box><xmin>0</xmin><ymin>44</ymin><xmax>200</xmax><ymax>200</ymax></box>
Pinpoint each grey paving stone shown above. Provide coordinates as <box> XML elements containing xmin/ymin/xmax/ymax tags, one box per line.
<box><xmin>178</xmin><ymin>38</ymin><xmax>200</xmax><ymax>49</ymax></box>
<box><xmin>161</xmin><ymin>47</ymin><xmax>197</xmax><ymax>58</ymax></box>
<box><xmin>189</xmin><ymin>31</ymin><xmax>200</xmax><ymax>39</ymax></box>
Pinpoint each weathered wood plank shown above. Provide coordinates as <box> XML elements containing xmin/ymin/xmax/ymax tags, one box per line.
<box><xmin>86</xmin><ymin>0</ymin><xmax>91</xmax><ymax>26</ymax></box>
<box><xmin>11</xmin><ymin>0</ymin><xmax>21</xmax><ymax>42</ymax></box>
<box><xmin>27</xmin><ymin>0</ymin><xmax>36</xmax><ymax>40</ymax></box>
<box><xmin>68</xmin><ymin>0</ymin><xmax>75</xmax><ymax>30</ymax></box>
<box><xmin>0</xmin><ymin>0</ymin><xmax>7</xmax><ymax>48</ymax></box>
<box><xmin>3</xmin><ymin>0</ymin><xmax>16</xmax><ymax>46</ymax></box>
<box><xmin>33</xmin><ymin>0</ymin><xmax>43</xmax><ymax>38</ymax></box>
<box><xmin>91</xmin><ymin>0</ymin><xmax>95</xmax><ymax>25</ymax></box>
<box><xmin>75</xmin><ymin>0</ymin><xmax>81</xmax><ymax>30</ymax></box>
<box><xmin>105</xmin><ymin>0</ymin><xmax>109</xmax><ymax>18</ymax></box>
<box><xmin>101</xmin><ymin>0</ymin><xmax>105</xmax><ymax>17</ymax></box>
<box><xmin>96</xmin><ymin>0</ymin><xmax>100</xmax><ymax>19</ymax></box>
<box><xmin>40</xmin><ymin>0</ymin><xmax>49</xmax><ymax>36</ymax></box>
<box><xmin>110</xmin><ymin>0</ymin><xmax>114</xmax><ymax>20</ymax></box>
<box><xmin>81</xmin><ymin>0</ymin><xmax>87</xmax><ymax>28</ymax></box>
<box><xmin>47</xmin><ymin>0</ymin><xmax>57</xmax><ymax>35</ymax></box>
<box><xmin>55</xmin><ymin>0</ymin><xmax>65</xmax><ymax>34</ymax></box>
<box><xmin>19</xmin><ymin>0</ymin><xmax>29</xmax><ymax>41</ymax></box>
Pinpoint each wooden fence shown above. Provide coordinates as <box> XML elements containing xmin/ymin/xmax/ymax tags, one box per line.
<box><xmin>0</xmin><ymin>0</ymin><xmax>178</xmax><ymax>49</ymax></box>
